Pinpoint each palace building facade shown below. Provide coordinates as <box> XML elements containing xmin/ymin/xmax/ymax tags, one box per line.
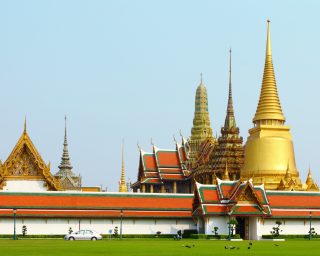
<box><xmin>0</xmin><ymin>21</ymin><xmax>320</xmax><ymax>239</ymax></box>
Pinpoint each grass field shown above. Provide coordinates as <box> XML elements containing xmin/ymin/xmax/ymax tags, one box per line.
<box><xmin>1</xmin><ymin>239</ymin><xmax>320</xmax><ymax>256</ymax></box>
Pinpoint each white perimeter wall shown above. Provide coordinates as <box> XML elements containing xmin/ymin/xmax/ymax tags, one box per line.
<box><xmin>0</xmin><ymin>218</ymin><xmax>196</xmax><ymax>235</ymax></box>
<box><xmin>205</xmin><ymin>216</ymin><xmax>229</xmax><ymax>235</ymax></box>
<box><xmin>3</xmin><ymin>180</ymin><xmax>47</xmax><ymax>192</ymax></box>
<box><xmin>203</xmin><ymin>216</ymin><xmax>318</xmax><ymax>240</ymax></box>
<box><xmin>258</xmin><ymin>218</ymin><xmax>320</xmax><ymax>238</ymax></box>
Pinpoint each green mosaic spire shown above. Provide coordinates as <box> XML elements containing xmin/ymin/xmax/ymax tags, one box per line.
<box><xmin>188</xmin><ymin>74</ymin><xmax>213</xmax><ymax>168</ymax></box>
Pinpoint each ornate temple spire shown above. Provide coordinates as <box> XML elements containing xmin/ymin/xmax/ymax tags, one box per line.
<box><xmin>188</xmin><ymin>74</ymin><xmax>213</xmax><ymax>168</ymax></box>
<box><xmin>253</xmin><ymin>20</ymin><xmax>285</xmax><ymax>124</ymax></box>
<box><xmin>191</xmin><ymin>74</ymin><xmax>213</xmax><ymax>139</ymax></box>
<box><xmin>58</xmin><ymin>116</ymin><xmax>73</xmax><ymax>175</ymax></box>
<box><xmin>284</xmin><ymin>163</ymin><xmax>292</xmax><ymax>181</ymax></box>
<box><xmin>305</xmin><ymin>167</ymin><xmax>319</xmax><ymax>191</ymax></box>
<box><xmin>306</xmin><ymin>167</ymin><xmax>313</xmax><ymax>186</ymax></box>
<box><xmin>224</xmin><ymin>49</ymin><xmax>236</xmax><ymax>129</ymax></box>
<box><xmin>222</xmin><ymin>162</ymin><xmax>230</xmax><ymax>181</ymax></box>
<box><xmin>119</xmin><ymin>140</ymin><xmax>128</xmax><ymax>192</ymax></box>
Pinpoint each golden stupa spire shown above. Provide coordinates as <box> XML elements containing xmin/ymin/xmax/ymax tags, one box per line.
<box><xmin>119</xmin><ymin>140</ymin><xmax>127</xmax><ymax>192</ymax></box>
<box><xmin>253</xmin><ymin>20</ymin><xmax>285</xmax><ymax>124</ymax></box>
<box><xmin>222</xmin><ymin>161</ymin><xmax>230</xmax><ymax>181</ymax></box>
<box><xmin>306</xmin><ymin>167</ymin><xmax>313</xmax><ymax>186</ymax></box>
<box><xmin>305</xmin><ymin>166</ymin><xmax>319</xmax><ymax>191</ymax></box>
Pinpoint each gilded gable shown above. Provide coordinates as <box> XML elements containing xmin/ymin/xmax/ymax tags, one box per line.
<box><xmin>6</xmin><ymin>145</ymin><xmax>42</xmax><ymax>177</ymax></box>
<box><xmin>0</xmin><ymin>128</ymin><xmax>61</xmax><ymax>191</ymax></box>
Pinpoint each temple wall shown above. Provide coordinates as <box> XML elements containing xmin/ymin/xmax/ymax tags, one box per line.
<box><xmin>3</xmin><ymin>180</ymin><xmax>47</xmax><ymax>192</ymax></box>
<box><xmin>258</xmin><ymin>218</ymin><xmax>319</xmax><ymax>237</ymax></box>
<box><xmin>0</xmin><ymin>218</ymin><xmax>196</xmax><ymax>235</ymax></box>
<box><xmin>205</xmin><ymin>216</ymin><xmax>229</xmax><ymax>235</ymax></box>
<box><xmin>203</xmin><ymin>216</ymin><xmax>320</xmax><ymax>239</ymax></box>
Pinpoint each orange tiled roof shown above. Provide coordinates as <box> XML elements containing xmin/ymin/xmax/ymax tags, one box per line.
<box><xmin>156</xmin><ymin>151</ymin><xmax>180</xmax><ymax>167</ymax></box>
<box><xmin>194</xmin><ymin>180</ymin><xmax>270</xmax><ymax>217</ymax></box>
<box><xmin>133</xmin><ymin>142</ymin><xmax>191</xmax><ymax>186</ymax></box>
<box><xmin>0</xmin><ymin>209</ymin><xmax>191</xmax><ymax>218</ymax></box>
<box><xmin>143</xmin><ymin>154</ymin><xmax>157</xmax><ymax>170</ymax></box>
<box><xmin>0</xmin><ymin>192</ymin><xmax>193</xmax><ymax>218</ymax></box>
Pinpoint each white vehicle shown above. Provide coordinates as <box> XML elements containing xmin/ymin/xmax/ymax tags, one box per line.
<box><xmin>64</xmin><ymin>230</ymin><xmax>102</xmax><ymax>241</ymax></box>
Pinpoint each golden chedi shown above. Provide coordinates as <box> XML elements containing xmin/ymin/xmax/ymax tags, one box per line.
<box><xmin>241</xmin><ymin>20</ymin><xmax>303</xmax><ymax>190</ymax></box>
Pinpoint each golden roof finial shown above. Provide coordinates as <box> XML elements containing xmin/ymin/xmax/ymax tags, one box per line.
<box><xmin>285</xmin><ymin>161</ymin><xmax>292</xmax><ymax>181</ymax></box>
<box><xmin>119</xmin><ymin>139</ymin><xmax>127</xmax><ymax>192</ymax></box>
<box><xmin>222</xmin><ymin>161</ymin><xmax>230</xmax><ymax>181</ymax></box>
<box><xmin>253</xmin><ymin>20</ymin><xmax>285</xmax><ymax>123</ymax></box>
<box><xmin>266</xmin><ymin>19</ymin><xmax>271</xmax><ymax>56</ymax></box>
<box><xmin>200</xmin><ymin>72</ymin><xmax>203</xmax><ymax>84</ymax></box>
<box><xmin>173</xmin><ymin>135</ymin><xmax>177</xmax><ymax>144</ymax></box>
<box><xmin>306</xmin><ymin>165</ymin><xmax>314</xmax><ymax>186</ymax></box>
<box><xmin>24</xmin><ymin>116</ymin><xmax>27</xmax><ymax>134</ymax></box>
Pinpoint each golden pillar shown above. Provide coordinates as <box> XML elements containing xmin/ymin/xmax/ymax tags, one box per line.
<box><xmin>150</xmin><ymin>184</ymin><xmax>154</xmax><ymax>193</ymax></box>
<box><xmin>173</xmin><ymin>181</ymin><xmax>177</xmax><ymax>193</ymax></box>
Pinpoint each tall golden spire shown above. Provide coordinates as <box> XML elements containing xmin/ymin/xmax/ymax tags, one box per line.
<box><xmin>241</xmin><ymin>21</ymin><xmax>302</xmax><ymax>190</ymax></box>
<box><xmin>224</xmin><ymin>48</ymin><xmax>236</xmax><ymax>129</ymax></box>
<box><xmin>119</xmin><ymin>140</ymin><xmax>127</xmax><ymax>192</ymax></box>
<box><xmin>253</xmin><ymin>20</ymin><xmax>285</xmax><ymax>123</ymax></box>
<box><xmin>188</xmin><ymin>74</ymin><xmax>213</xmax><ymax>168</ymax></box>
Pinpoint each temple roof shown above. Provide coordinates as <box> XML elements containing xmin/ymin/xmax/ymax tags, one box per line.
<box><xmin>193</xmin><ymin>179</ymin><xmax>320</xmax><ymax>218</ymax></box>
<box><xmin>133</xmin><ymin>141</ymin><xmax>190</xmax><ymax>187</ymax></box>
<box><xmin>0</xmin><ymin>191</ymin><xmax>193</xmax><ymax>218</ymax></box>
<box><xmin>193</xmin><ymin>180</ymin><xmax>270</xmax><ymax>216</ymax></box>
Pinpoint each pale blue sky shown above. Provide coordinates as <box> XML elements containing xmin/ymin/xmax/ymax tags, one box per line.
<box><xmin>0</xmin><ymin>1</ymin><xmax>319</xmax><ymax>191</ymax></box>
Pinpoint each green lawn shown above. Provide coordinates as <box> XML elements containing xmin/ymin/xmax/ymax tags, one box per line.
<box><xmin>1</xmin><ymin>239</ymin><xmax>320</xmax><ymax>256</ymax></box>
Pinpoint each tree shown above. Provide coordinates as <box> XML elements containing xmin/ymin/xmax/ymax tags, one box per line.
<box><xmin>308</xmin><ymin>227</ymin><xmax>317</xmax><ymax>237</ymax></box>
<box><xmin>213</xmin><ymin>226</ymin><xmax>219</xmax><ymax>236</ymax></box>
<box><xmin>22</xmin><ymin>225</ymin><xmax>27</xmax><ymax>237</ymax></box>
<box><xmin>228</xmin><ymin>219</ymin><xmax>238</xmax><ymax>237</ymax></box>
<box><xmin>114</xmin><ymin>226</ymin><xmax>119</xmax><ymax>237</ymax></box>
<box><xmin>68</xmin><ymin>227</ymin><xmax>73</xmax><ymax>234</ymax></box>
<box><xmin>270</xmin><ymin>221</ymin><xmax>282</xmax><ymax>237</ymax></box>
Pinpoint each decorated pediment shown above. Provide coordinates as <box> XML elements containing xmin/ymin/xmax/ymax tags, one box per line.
<box><xmin>229</xmin><ymin>182</ymin><xmax>268</xmax><ymax>215</ymax></box>
<box><xmin>235</xmin><ymin>183</ymin><xmax>261</xmax><ymax>205</ymax></box>
<box><xmin>58</xmin><ymin>175</ymin><xmax>80</xmax><ymax>190</ymax></box>
<box><xmin>0</xmin><ymin>128</ymin><xmax>61</xmax><ymax>191</ymax></box>
<box><xmin>6</xmin><ymin>145</ymin><xmax>42</xmax><ymax>177</ymax></box>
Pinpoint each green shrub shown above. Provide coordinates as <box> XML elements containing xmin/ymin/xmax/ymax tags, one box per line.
<box><xmin>190</xmin><ymin>234</ymin><xmax>230</xmax><ymax>239</ymax></box>
<box><xmin>0</xmin><ymin>234</ymin><xmax>65</xmax><ymax>239</ymax></box>
<box><xmin>262</xmin><ymin>234</ymin><xmax>320</xmax><ymax>239</ymax></box>
<box><xmin>102</xmin><ymin>234</ymin><xmax>174</xmax><ymax>239</ymax></box>
<box><xmin>183</xmin><ymin>229</ymin><xmax>198</xmax><ymax>238</ymax></box>
<box><xmin>231</xmin><ymin>234</ymin><xmax>241</xmax><ymax>239</ymax></box>
<box><xmin>22</xmin><ymin>225</ymin><xmax>27</xmax><ymax>237</ymax></box>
